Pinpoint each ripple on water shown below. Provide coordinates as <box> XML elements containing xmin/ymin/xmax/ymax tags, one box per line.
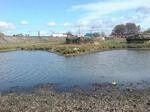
<box><xmin>0</xmin><ymin>50</ymin><xmax>150</xmax><ymax>91</ymax></box>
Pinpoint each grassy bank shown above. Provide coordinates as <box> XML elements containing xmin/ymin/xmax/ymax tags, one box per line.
<box><xmin>1</xmin><ymin>37</ymin><xmax>150</xmax><ymax>56</ymax></box>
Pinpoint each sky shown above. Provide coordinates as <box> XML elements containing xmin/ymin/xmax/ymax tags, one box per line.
<box><xmin>0</xmin><ymin>0</ymin><xmax>150</xmax><ymax>36</ymax></box>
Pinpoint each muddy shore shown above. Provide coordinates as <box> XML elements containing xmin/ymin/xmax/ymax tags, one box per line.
<box><xmin>0</xmin><ymin>83</ymin><xmax>150</xmax><ymax>112</ymax></box>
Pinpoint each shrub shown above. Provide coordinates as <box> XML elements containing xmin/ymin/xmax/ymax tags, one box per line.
<box><xmin>66</xmin><ymin>37</ymin><xmax>94</xmax><ymax>44</ymax></box>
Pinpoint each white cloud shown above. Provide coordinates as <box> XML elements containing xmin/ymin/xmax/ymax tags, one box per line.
<box><xmin>0</xmin><ymin>21</ymin><xmax>15</xmax><ymax>31</ymax></box>
<box><xmin>20</xmin><ymin>20</ymin><xmax>28</xmax><ymax>25</ymax></box>
<box><xmin>47</xmin><ymin>22</ymin><xmax>56</xmax><ymax>27</ymax></box>
<box><xmin>70</xmin><ymin>0</ymin><xmax>150</xmax><ymax>33</ymax></box>
<box><xmin>78</xmin><ymin>20</ymin><xmax>89</xmax><ymax>26</ymax></box>
<box><xmin>71</xmin><ymin>0</ymin><xmax>150</xmax><ymax>15</ymax></box>
<box><xmin>63</xmin><ymin>22</ymin><xmax>72</xmax><ymax>27</ymax></box>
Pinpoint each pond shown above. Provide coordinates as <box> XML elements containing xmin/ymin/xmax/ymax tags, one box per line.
<box><xmin>0</xmin><ymin>50</ymin><xmax>150</xmax><ymax>91</ymax></box>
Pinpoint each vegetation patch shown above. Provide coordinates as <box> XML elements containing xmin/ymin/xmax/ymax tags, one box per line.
<box><xmin>1</xmin><ymin>36</ymin><xmax>150</xmax><ymax>56</ymax></box>
<box><xmin>66</xmin><ymin>37</ymin><xmax>94</xmax><ymax>44</ymax></box>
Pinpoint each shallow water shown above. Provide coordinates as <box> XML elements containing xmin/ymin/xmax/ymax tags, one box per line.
<box><xmin>0</xmin><ymin>50</ymin><xmax>150</xmax><ymax>91</ymax></box>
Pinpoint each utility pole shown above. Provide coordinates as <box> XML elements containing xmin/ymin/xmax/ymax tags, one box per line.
<box><xmin>75</xmin><ymin>25</ymin><xmax>81</xmax><ymax>37</ymax></box>
<box><xmin>78</xmin><ymin>25</ymin><xmax>81</xmax><ymax>37</ymax></box>
<box><xmin>90</xmin><ymin>26</ymin><xmax>95</xmax><ymax>34</ymax></box>
<box><xmin>28</xmin><ymin>31</ymin><xmax>31</xmax><ymax>37</ymax></box>
<box><xmin>90</xmin><ymin>26</ymin><xmax>95</xmax><ymax>37</ymax></box>
<box><xmin>38</xmin><ymin>31</ymin><xmax>40</xmax><ymax>37</ymax></box>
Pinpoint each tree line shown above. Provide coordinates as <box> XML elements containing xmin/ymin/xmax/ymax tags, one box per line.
<box><xmin>111</xmin><ymin>23</ymin><xmax>141</xmax><ymax>36</ymax></box>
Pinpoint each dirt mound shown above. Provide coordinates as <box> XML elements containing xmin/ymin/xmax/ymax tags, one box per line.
<box><xmin>0</xmin><ymin>36</ymin><xmax>7</xmax><ymax>43</ymax></box>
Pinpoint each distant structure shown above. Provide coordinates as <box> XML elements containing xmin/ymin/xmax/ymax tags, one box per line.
<box><xmin>38</xmin><ymin>31</ymin><xmax>40</xmax><ymax>37</ymax></box>
<box><xmin>84</xmin><ymin>32</ymin><xmax>106</xmax><ymax>40</ymax></box>
<box><xmin>52</xmin><ymin>33</ymin><xmax>67</xmax><ymax>37</ymax></box>
<box><xmin>84</xmin><ymin>33</ymin><xmax>93</xmax><ymax>37</ymax></box>
<box><xmin>25</xmin><ymin>34</ymin><xmax>30</xmax><ymax>37</ymax></box>
<box><xmin>13</xmin><ymin>34</ymin><xmax>24</xmax><ymax>37</ymax></box>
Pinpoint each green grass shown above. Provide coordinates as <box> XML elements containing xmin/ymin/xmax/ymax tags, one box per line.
<box><xmin>1</xmin><ymin>38</ymin><xmax>150</xmax><ymax>56</ymax></box>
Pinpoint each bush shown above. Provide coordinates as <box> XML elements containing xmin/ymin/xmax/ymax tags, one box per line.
<box><xmin>66</xmin><ymin>37</ymin><xmax>94</xmax><ymax>44</ymax></box>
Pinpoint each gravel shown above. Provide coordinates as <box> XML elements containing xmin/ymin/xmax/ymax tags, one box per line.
<box><xmin>0</xmin><ymin>83</ymin><xmax>150</xmax><ymax>112</ymax></box>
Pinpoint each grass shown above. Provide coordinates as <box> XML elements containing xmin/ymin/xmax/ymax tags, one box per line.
<box><xmin>1</xmin><ymin>37</ymin><xmax>150</xmax><ymax>56</ymax></box>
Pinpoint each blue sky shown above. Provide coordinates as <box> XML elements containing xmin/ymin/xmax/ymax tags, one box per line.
<box><xmin>0</xmin><ymin>0</ymin><xmax>150</xmax><ymax>36</ymax></box>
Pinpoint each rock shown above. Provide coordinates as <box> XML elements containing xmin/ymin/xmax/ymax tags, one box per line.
<box><xmin>112</xmin><ymin>81</ymin><xmax>117</xmax><ymax>86</ymax></box>
<box><xmin>147</xmin><ymin>102</ymin><xmax>150</xmax><ymax>106</ymax></box>
<box><xmin>0</xmin><ymin>83</ymin><xmax>149</xmax><ymax>112</ymax></box>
